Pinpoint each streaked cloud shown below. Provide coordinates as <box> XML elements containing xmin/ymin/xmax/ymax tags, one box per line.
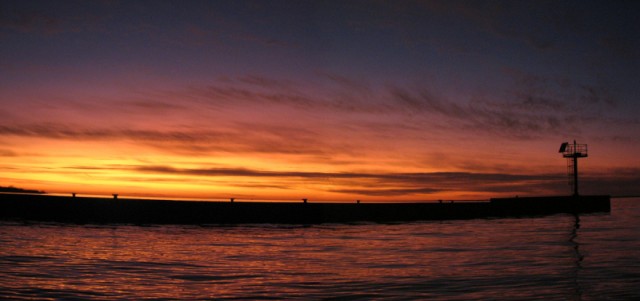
<box><xmin>102</xmin><ymin>163</ymin><xmax>640</xmax><ymax>197</ymax></box>
<box><xmin>132</xmin><ymin>164</ymin><xmax>564</xmax><ymax>196</ymax></box>
<box><xmin>0</xmin><ymin>121</ymin><xmax>337</xmax><ymax>157</ymax></box>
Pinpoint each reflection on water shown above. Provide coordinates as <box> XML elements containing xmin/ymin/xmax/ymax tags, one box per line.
<box><xmin>569</xmin><ymin>213</ymin><xmax>583</xmax><ymax>300</ymax></box>
<box><xmin>1</xmin><ymin>199</ymin><xmax>639</xmax><ymax>300</ymax></box>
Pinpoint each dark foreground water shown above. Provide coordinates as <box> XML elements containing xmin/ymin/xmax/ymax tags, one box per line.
<box><xmin>1</xmin><ymin>198</ymin><xmax>638</xmax><ymax>300</ymax></box>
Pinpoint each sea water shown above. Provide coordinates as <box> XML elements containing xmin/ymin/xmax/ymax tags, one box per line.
<box><xmin>1</xmin><ymin>198</ymin><xmax>638</xmax><ymax>300</ymax></box>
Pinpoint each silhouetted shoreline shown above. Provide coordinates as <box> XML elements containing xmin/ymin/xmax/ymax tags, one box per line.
<box><xmin>0</xmin><ymin>186</ymin><xmax>45</xmax><ymax>194</ymax></box>
<box><xmin>0</xmin><ymin>193</ymin><xmax>610</xmax><ymax>225</ymax></box>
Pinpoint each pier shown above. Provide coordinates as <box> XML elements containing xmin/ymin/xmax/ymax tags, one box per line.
<box><xmin>0</xmin><ymin>193</ymin><xmax>610</xmax><ymax>225</ymax></box>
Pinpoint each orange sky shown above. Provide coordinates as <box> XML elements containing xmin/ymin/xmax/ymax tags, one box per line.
<box><xmin>1</xmin><ymin>1</ymin><xmax>639</xmax><ymax>201</ymax></box>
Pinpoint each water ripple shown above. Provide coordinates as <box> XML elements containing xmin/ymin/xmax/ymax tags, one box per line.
<box><xmin>1</xmin><ymin>199</ymin><xmax>639</xmax><ymax>300</ymax></box>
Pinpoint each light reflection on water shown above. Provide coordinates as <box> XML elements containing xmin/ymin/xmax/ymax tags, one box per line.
<box><xmin>1</xmin><ymin>199</ymin><xmax>639</xmax><ymax>300</ymax></box>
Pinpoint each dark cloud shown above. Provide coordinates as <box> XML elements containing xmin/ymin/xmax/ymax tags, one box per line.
<box><xmin>160</xmin><ymin>75</ymin><xmax>382</xmax><ymax>116</ymax></box>
<box><xmin>133</xmin><ymin>164</ymin><xmax>564</xmax><ymax>197</ymax></box>
<box><xmin>385</xmin><ymin>66</ymin><xmax>626</xmax><ymax>139</ymax></box>
<box><xmin>0</xmin><ymin>122</ymin><xmax>333</xmax><ymax>156</ymax></box>
<box><xmin>184</xmin><ymin>82</ymin><xmax>316</xmax><ymax>110</ymax></box>
<box><xmin>0</xmin><ymin>123</ymin><xmax>225</xmax><ymax>142</ymax></box>
<box><xmin>108</xmin><ymin>68</ymin><xmax>621</xmax><ymax>146</ymax></box>
<box><xmin>134</xmin><ymin>164</ymin><xmax>555</xmax><ymax>181</ymax></box>
<box><xmin>389</xmin><ymin>86</ymin><xmax>547</xmax><ymax>139</ymax></box>
<box><xmin>330</xmin><ymin>187</ymin><xmax>444</xmax><ymax>197</ymax></box>
<box><xmin>232</xmin><ymin>182</ymin><xmax>292</xmax><ymax>190</ymax></box>
<box><xmin>176</xmin><ymin>71</ymin><xmax>629</xmax><ymax>141</ymax></box>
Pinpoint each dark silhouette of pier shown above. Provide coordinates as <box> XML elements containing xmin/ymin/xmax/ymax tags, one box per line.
<box><xmin>0</xmin><ymin>193</ymin><xmax>610</xmax><ymax>225</ymax></box>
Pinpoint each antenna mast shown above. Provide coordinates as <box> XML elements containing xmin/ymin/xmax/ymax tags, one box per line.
<box><xmin>559</xmin><ymin>140</ymin><xmax>588</xmax><ymax>196</ymax></box>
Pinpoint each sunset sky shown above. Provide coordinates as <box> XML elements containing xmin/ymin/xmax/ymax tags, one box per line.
<box><xmin>1</xmin><ymin>0</ymin><xmax>639</xmax><ymax>201</ymax></box>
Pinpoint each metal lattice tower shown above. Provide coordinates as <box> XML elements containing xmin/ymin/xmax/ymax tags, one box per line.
<box><xmin>559</xmin><ymin>140</ymin><xmax>588</xmax><ymax>196</ymax></box>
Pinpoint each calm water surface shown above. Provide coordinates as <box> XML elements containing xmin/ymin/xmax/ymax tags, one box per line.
<box><xmin>1</xmin><ymin>198</ymin><xmax>639</xmax><ymax>300</ymax></box>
